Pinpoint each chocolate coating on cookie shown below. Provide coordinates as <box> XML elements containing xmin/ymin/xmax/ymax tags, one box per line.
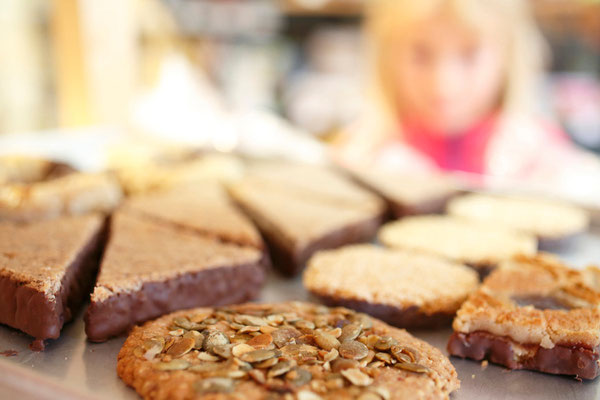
<box><xmin>449</xmin><ymin>254</ymin><xmax>600</xmax><ymax>379</ymax></box>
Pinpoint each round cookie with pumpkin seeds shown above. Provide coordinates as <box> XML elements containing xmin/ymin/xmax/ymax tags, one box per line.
<box><xmin>117</xmin><ymin>302</ymin><xmax>459</xmax><ymax>400</ymax></box>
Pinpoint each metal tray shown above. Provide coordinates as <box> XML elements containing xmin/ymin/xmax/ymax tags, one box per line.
<box><xmin>1</xmin><ymin>231</ymin><xmax>599</xmax><ymax>400</ymax></box>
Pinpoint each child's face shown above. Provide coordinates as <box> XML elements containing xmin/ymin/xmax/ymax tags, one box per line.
<box><xmin>392</xmin><ymin>13</ymin><xmax>507</xmax><ymax>135</ymax></box>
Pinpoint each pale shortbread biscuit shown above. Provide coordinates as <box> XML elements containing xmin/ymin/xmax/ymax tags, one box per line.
<box><xmin>378</xmin><ymin>215</ymin><xmax>537</xmax><ymax>271</ymax></box>
<box><xmin>117</xmin><ymin>302</ymin><xmax>459</xmax><ymax>400</ymax></box>
<box><xmin>447</xmin><ymin>193</ymin><xmax>589</xmax><ymax>243</ymax></box>
<box><xmin>452</xmin><ymin>254</ymin><xmax>600</xmax><ymax>349</ymax></box>
<box><xmin>304</xmin><ymin>244</ymin><xmax>478</xmax><ymax>324</ymax></box>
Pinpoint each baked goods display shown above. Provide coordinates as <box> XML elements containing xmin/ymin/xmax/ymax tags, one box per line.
<box><xmin>448</xmin><ymin>254</ymin><xmax>600</xmax><ymax>379</ymax></box>
<box><xmin>229</xmin><ymin>163</ymin><xmax>386</xmax><ymax>275</ymax></box>
<box><xmin>304</xmin><ymin>244</ymin><xmax>479</xmax><ymax>328</ymax></box>
<box><xmin>117</xmin><ymin>302</ymin><xmax>460</xmax><ymax>400</ymax></box>
<box><xmin>0</xmin><ymin>214</ymin><xmax>105</xmax><ymax>350</ymax></box>
<box><xmin>352</xmin><ymin>169</ymin><xmax>459</xmax><ymax>217</ymax></box>
<box><xmin>0</xmin><ymin>150</ymin><xmax>598</xmax><ymax>399</ymax></box>
<box><xmin>378</xmin><ymin>215</ymin><xmax>538</xmax><ymax>277</ymax></box>
<box><xmin>85</xmin><ymin>210</ymin><xmax>267</xmax><ymax>342</ymax></box>
<box><xmin>447</xmin><ymin>193</ymin><xmax>590</xmax><ymax>249</ymax></box>
<box><xmin>0</xmin><ymin>155</ymin><xmax>122</xmax><ymax>222</ymax></box>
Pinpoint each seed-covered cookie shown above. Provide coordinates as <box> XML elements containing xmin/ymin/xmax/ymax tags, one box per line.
<box><xmin>118</xmin><ymin>302</ymin><xmax>459</xmax><ymax>400</ymax></box>
<box><xmin>447</xmin><ymin>193</ymin><xmax>590</xmax><ymax>249</ymax></box>
<box><xmin>448</xmin><ymin>254</ymin><xmax>600</xmax><ymax>379</ymax></box>
<box><xmin>304</xmin><ymin>245</ymin><xmax>479</xmax><ymax>328</ymax></box>
<box><xmin>378</xmin><ymin>215</ymin><xmax>537</xmax><ymax>277</ymax></box>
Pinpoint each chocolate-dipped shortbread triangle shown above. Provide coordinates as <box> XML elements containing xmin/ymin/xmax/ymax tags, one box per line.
<box><xmin>85</xmin><ymin>211</ymin><xmax>266</xmax><ymax>342</ymax></box>
<box><xmin>0</xmin><ymin>215</ymin><xmax>105</xmax><ymax>350</ymax></box>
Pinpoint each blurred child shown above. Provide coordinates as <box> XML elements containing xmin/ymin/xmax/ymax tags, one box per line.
<box><xmin>338</xmin><ymin>0</ymin><xmax>600</xmax><ymax>201</ymax></box>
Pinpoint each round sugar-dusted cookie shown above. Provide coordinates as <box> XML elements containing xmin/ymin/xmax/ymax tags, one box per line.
<box><xmin>304</xmin><ymin>244</ymin><xmax>479</xmax><ymax>328</ymax></box>
<box><xmin>117</xmin><ymin>301</ymin><xmax>459</xmax><ymax>400</ymax></box>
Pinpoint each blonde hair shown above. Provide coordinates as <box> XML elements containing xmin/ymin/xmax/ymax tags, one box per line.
<box><xmin>349</xmin><ymin>0</ymin><xmax>548</xmax><ymax>157</ymax></box>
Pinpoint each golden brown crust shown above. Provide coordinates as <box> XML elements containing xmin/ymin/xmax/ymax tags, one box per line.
<box><xmin>453</xmin><ymin>254</ymin><xmax>600</xmax><ymax>349</ymax></box>
<box><xmin>303</xmin><ymin>245</ymin><xmax>479</xmax><ymax>316</ymax></box>
<box><xmin>118</xmin><ymin>302</ymin><xmax>459</xmax><ymax>400</ymax></box>
<box><xmin>378</xmin><ymin>215</ymin><xmax>537</xmax><ymax>267</ymax></box>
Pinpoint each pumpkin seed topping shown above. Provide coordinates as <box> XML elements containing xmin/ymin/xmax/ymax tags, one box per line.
<box><xmin>140</xmin><ymin>303</ymin><xmax>433</xmax><ymax>397</ymax></box>
<box><xmin>339</xmin><ymin>340</ymin><xmax>369</xmax><ymax>360</ymax></box>
<box><xmin>341</xmin><ymin>368</ymin><xmax>373</xmax><ymax>386</ymax></box>
<box><xmin>166</xmin><ymin>337</ymin><xmax>195</xmax><ymax>358</ymax></box>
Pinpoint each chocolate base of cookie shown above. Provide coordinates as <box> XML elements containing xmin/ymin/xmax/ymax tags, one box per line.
<box><xmin>0</xmin><ymin>220</ymin><xmax>106</xmax><ymax>347</ymax></box>
<box><xmin>312</xmin><ymin>293</ymin><xmax>454</xmax><ymax>329</ymax></box>
<box><xmin>261</xmin><ymin>215</ymin><xmax>383</xmax><ymax>277</ymax></box>
<box><xmin>84</xmin><ymin>256</ymin><xmax>268</xmax><ymax>342</ymax></box>
<box><xmin>447</xmin><ymin>331</ymin><xmax>600</xmax><ymax>380</ymax></box>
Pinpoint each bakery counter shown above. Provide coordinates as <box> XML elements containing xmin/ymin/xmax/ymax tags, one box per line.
<box><xmin>0</xmin><ymin>229</ymin><xmax>599</xmax><ymax>400</ymax></box>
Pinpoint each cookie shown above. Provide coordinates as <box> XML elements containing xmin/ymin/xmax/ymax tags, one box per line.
<box><xmin>117</xmin><ymin>302</ymin><xmax>459</xmax><ymax>399</ymax></box>
<box><xmin>84</xmin><ymin>211</ymin><xmax>266</xmax><ymax>342</ymax></box>
<box><xmin>447</xmin><ymin>193</ymin><xmax>590</xmax><ymax>249</ymax></box>
<box><xmin>113</xmin><ymin>152</ymin><xmax>244</xmax><ymax>195</ymax></box>
<box><xmin>352</xmin><ymin>169</ymin><xmax>459</xmax><ymax>217</ymax></box>
<box><xmin>121</xmin><ymin>183</ymin><xmax>263</xmax><ymax>249</ymax></box>
<box><xmin>0</xmin><ymin>155</ymin><xmax>75</xmax><ymax>185</ymax></box>
<box><xmin>0</xmin><ymin>214</ymin><xmax>105</xmax><ymax>350</ymax></box>
<box><xmin>448</xmin><ymin>254</ymin><xmax>600</xmax><ymax>379</ymax></box>
<box><xmin>304</xmin><ymin>244</ymin><xmax>479</xmax><ymax>328</ymax></box>
<box><xmin>0</xmin><ymin>172</ymin><xmax>123</xmax><ymax>222</ymax></box>
<box><xmin>378</xmin><ymin>215</ymin><xmax>537</xmax><ymax>277</ymax></box>
<box><xmin>229</xmin><ymin>163</ymin><xmax>385</xmax><ymax>276</ymax></box>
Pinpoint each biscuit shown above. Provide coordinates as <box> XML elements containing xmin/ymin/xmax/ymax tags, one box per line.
<box><xmin>448</xmin><ymin>254</ymin><xmax>600</xmax><ymax>379</ymax></box>
<box><xmin>304</xmin><ymin>244</ymin><xmax>479</xmax><ymax>328</ymax></box>
<box><xmin>378</xmin><ymin>215</ymin><xmax>537</xmax><ymax>277</ymax></box>
<box><xmin>117</xmin><ymin>302</ymin><xmax>460</xmax><ymax>399</ymax></box>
